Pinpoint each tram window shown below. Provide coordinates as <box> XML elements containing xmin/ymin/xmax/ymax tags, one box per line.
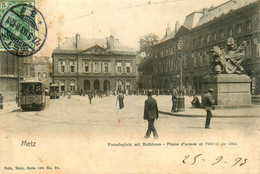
<box><xmin>21</xmin><ymin>83</ymin><xmax>42</xmax><ymax>95</ymax></box>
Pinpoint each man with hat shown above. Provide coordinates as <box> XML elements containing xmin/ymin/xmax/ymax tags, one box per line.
<box><xmin>88</xmin><ymin>91</ymin><xmax>93</xmax><ymax>104</ymax></box>
<box><xmin>171</xmin><ymin>86</ymin><xmax>179</xmax><ymax>112</ymax></box>
<box><xmin>202</xmin><ymin>88</ymin><xmax>215</xmax><ymax>129</ymax></box>
<box><xmin>143</xmin><ymin>89</ymin><xmax>159</xmax><ymax>139</ymax></box>
<box><xmin>0</xmin><ymin>93</ymin><xmax>3</xmax><ymax>110</ymax></box>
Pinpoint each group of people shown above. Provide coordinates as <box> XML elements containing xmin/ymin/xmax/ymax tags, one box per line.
<box><xmin>0</xmin><ymin>93</ymin><xmax>3</xmax><ymax>110</ymax></box>
<box><xmin>144</xmin><ymin>87</ymin><xmax>215</xmax><ymax>139</ymax></box>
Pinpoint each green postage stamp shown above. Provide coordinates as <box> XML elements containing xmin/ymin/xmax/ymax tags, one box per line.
<box><xmin>0</xmin><ymin>0</ymin><xmax>47</xmax><ymax>57</ymax></box>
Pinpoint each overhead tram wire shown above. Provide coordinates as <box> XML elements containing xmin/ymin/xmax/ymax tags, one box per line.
<box><xmin>66</xmin><ymin>0</ymin><xmax>185</xmax><ymax>22</ymax></box>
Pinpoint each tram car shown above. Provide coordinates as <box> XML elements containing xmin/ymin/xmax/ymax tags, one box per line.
<box><xmin>19</xmin><ymin>78</ymin><xmax>46</xmax><ymax>111</ymax></box>
<box><xmin>49</xmin><ymin>83</ymin><xmax>60</xmax><ymax>99</ymax></box>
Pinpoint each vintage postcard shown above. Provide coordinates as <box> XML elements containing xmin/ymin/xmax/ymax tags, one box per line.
<box><xmin>0</xmin><ymin>0</ymin><xmax>259</xmax><ymax>173</ymax></box>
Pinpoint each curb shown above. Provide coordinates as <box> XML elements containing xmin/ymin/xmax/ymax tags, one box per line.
<box><xmin>158</xmin><ymin>111</ymin><xmax>260</xmax><ymax>118</ymax></box>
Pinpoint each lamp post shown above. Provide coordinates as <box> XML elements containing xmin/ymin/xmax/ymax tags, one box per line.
<box><xmin>17</xmin><ymin>57</ymin><xmax>21</xmax><ymax>107</ymax></box>
<box><xmin>177</xmin><ymin>37</ymin><xmax>185</xmax><ymax>111</ymax></box>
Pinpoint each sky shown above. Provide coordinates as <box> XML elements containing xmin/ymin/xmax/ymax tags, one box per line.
<box><xmin>34</xmin><ymin>0</ymin><xmax>229</xmax><ymax>57</ymax></box>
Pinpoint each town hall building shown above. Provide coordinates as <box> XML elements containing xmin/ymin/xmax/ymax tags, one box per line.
<box><xmin>52</xmin><ymin>34</ymin><xmax>137</xmax><ymax>94</ymax></box>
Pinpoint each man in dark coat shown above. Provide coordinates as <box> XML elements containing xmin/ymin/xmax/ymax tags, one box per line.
<box><xmin>171</xmin><ymin>86</ymin><xmax>179</xmax><ymax>112</ymax></box>
<box><xmin>202</xmin><ymin>88</ymin><xmax>215</xmax><ymax>129</ymax></box>
<box><xmin>88</xmin><ymin>91</ymin><xmax>93</xmax><ymax>104</ymax></box>
<box><xmin>117</xmin><ymin>92</ymin><xmax>124</xmax><ymax>109</ymax></box>
<box><xmin>0</xmin><ymin>93</ymin><xmax>3</xmax><ymax>110</ymax></box>
<box><xmin>143</xmin><ymin>89</ymin><xmax>159</xmax><ymax>139</ymax></box>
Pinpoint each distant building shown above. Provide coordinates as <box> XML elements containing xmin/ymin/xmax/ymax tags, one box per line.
<box><xmin>153</xmin><ymin>0</ymin><xmax>260</xmax><ymax>94</ymax></box>
<box><xmin>52</xmin><ymin>34</ymin><xmax>137</xmax><ymax>94</ymax></box>
<box><xmin>0</xmin><ymin>51</ymin><xmax>32</xmax><ymax>101</ymax></box>
<box><xmin>32</xmin><ymin>56</ymin><xmax>52</xmax><ymax>89</ymax></box>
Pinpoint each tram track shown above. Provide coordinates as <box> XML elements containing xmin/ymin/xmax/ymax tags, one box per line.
<box><xmin>14</xmin><ymin>109</ymin><xmax>143</xmax><ymax>128</ymax></box>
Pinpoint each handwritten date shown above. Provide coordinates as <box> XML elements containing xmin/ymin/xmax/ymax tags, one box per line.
<box><xmin>183</xmin><ymin>154</ymin><xmax>247</xmax><ymax>167</ymax></box>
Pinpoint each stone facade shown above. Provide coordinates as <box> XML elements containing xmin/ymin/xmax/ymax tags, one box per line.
<box><xmin>33</xmin><ymin>56</ymin><xmax>52</xmax><ymax>88</ymax></box>
<box><xmin>202</xmin><ymin>74</ymin><xmax>251</xmax><ymax>109</ymax></box>
<box><xmin>52</xmin><ymin>35</ymin><xmax>137</xmax><ymax>94</ymax></box>
<box><xmin>152</xmin><ymin>0</ymin><xmax>260</xmax><ymax>95</ymax></box>
<box><xmin>0</xmin><ymin>51</ymin><xmax>30</xmax><ymax>101</ymax></box>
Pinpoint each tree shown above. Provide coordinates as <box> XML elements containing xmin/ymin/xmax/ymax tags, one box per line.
<box><xmin>138</xmin><ymin>33</ymin><xmax>159</xmax><ymax>58</ymax></box>
<box><xmin>138</xmin><ymin>58</ymin><xmax>154</xmax><ymax>73</ymax></box>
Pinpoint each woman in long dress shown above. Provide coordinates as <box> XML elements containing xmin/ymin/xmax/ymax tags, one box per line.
<box><xmin>116</xmin><ymin>93</ymin><xmax>124</xmax><ymax>109</ymax></box>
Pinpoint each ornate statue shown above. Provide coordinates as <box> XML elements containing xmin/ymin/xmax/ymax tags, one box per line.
<box><xmin>210</xmin><ymin>38</ymin><xmax>246</xmax><ymax>74</ymax></box>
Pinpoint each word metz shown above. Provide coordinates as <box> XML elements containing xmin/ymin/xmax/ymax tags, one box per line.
<box><xmin>21</xmin><ymin>140</ymin><xmax>36</xmax><ymax>147</ymax></box>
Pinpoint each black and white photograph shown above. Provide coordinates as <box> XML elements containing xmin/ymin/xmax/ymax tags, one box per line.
<box><xmin>0</xmin><ymin>0</ymin><xmax>259</xmax><ymax>173</ymax></box>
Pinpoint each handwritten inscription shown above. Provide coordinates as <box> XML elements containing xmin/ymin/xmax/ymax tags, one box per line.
<box><xmin>183</xmin><ymin>154</ymin><xmax>247</xmax><ymax>167</ymax></box>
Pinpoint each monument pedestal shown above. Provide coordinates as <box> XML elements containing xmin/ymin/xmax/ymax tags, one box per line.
<box><xmin>202</xmin><ymin>74</ymin><xmax>252</xmax><ymax>109</ymax></box>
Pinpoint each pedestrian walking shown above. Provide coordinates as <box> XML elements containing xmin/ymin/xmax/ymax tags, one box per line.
<box><xmin>202</xmin><ymin>88</ymin><xmax>215</xmax><ymax>129</ymax></box>
<box><xmin>67</xmin><ymin>91</ymin><xmax>71</xmax><ymax>99</ymax></box>
<box><xmin>143</xmin><ymin>89</ymin><xmax>159</xmax><ymax>139</ymax></box>
<box><xmin>116</xmin><ymin>92</ymin><xmax>124</xmax><ymax>109</ymax></box>
<box><xmin>15</xmin><ymin>94</ymin><xmax>18</xmax><ymax>104</ymax></box>
<box><xmin>0</xmin><ymin>93</ymin><xmax>3</xmax><ymax>110</ymax></box>
<box><xmin>171</xmin><ymin>86</ymin><xmax>179</xmax><ymax>112</ymax></box>
<box><xmin>88</xmin><ymin>91</ymin><xmax>93</xmax><ymax>104</ymax></box>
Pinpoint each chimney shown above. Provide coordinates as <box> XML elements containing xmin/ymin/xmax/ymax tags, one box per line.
<box><xmin>105</xmin><ymin>37</ymin><xmax>109</xmax><ymax>49</ymax></box>
<box><xmin>108</xmin><ymin>35</ymin><xmax>114</xmax><ymax>50</ymax></box>
<box><xmin>203</xmin><ymin>8</ymin><xmax>209</xmax><ymax>17</ymax></box>
<box><xmin>175</xmin><ymin>21</ymin><xmax>180</xmax><ymax>34</ymax></box>
<box><xmin>165</xmin><ymin>23</ymin><xmax>170</xmax><ymax>37</ymax></box>
<box><xmin>58</xmin><ymin>36</ymin><xmax>61</xmax><ymax>49</ymax></box>
<box><xmin>76</xmin><ymin>33</ymin><xmax>80</xmax><ymax>49</ymax></box>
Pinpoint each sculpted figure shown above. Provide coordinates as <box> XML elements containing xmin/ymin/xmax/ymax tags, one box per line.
<box><xmin>210</xmin><ymin>38</ymin><xmax>246</xmax><ymax>74</ymax></box>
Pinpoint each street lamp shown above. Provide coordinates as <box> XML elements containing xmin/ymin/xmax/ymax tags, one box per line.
<box><xmin>177</xmin><ymin>37</ymin><xmax>185</xmax><ymax>111</ymax></box>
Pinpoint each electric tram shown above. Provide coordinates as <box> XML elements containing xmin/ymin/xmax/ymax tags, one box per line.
<box><xmin>19</xmin><ymin>78</ymin><xmax>46</xmax><ymax>111</ymax></box>
<box><xmin>49</xmin><ymin>83</ymin><xmax>60</xmax><ymax>99</ymax></box>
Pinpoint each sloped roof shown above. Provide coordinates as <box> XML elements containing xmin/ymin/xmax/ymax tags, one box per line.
<box><xmin>54</xmin><ymin>36</ymin><xmax>135</xmax><ymax>53</ymax></box>
<box><xmin>196</xmin><ymin>0</ymin><xmax>258</xmax><ymax>26</ymax></box>
<box><xmin>183</xmin><ymin>12</ymin><xmax>203</xmax><ymax>29</ymax></box>
<box><xmin>112</xmin><ymin>38</ymin><xmax>135</xmax><ymax>52</ymax></box>
<box><xmin>57</xmin><ymin>37</ymin><xmax>106</xmax><ymax>50</ymax></box>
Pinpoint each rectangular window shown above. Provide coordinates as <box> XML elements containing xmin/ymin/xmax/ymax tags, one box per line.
<box><xmin>257</xmin><ymin>42</ymin><xmax>260</xmax><ymax>57</ymax></box>
<box><xmin>70</xmin><ymin>85</ymin><xmax>75</xmax><ymax>91</ymax></box>
<box><xmin>61</xmin><ymin>85</ymin><xmax>64</xmax><ymax>92</ymax></box>
<box><xmin>200</xmin><ymin>37</ymin><xmax>203</xmax><ymax>45</ymax></box>
<box><xmin>70</xmin><ymin>66</ymin><xmax>75</xmax><ymax>72</ymax></box>
<box><xmin>116</xmin><ymin>62</ymin><xmax>122</xmax><ymax>73</ymax></box>
<box><xmin>84</xmin><ymin>62</ymin><xmax>89</xmax><ymax>73</ymax></box>
<box><xmin>104</xmin><ymin>62</ymin><xmax>108</xmax><ymax>73</ymax></box>
<box><xmin>59</xmin><ymin>61</ymin><xmax>66</xmax><ymax>73</ymax></box>
<box><xmin>94</xmin><ymin>62</ymin><xmax>99</xmax><ymax>73</ymax></box>
<box><xmin>220</xmin><ymin>30</ymin><xmax>224</xmax><ymax>38</ymax></box>
<box><xmin>70</xmin><ymin>62</ymin><xmax>76</xmax><ymax>73</ymax></box>
<box><xmin>85</xmin><ymin>66</ymin><xmax>89</xmax><ymax>72</ymax></box>
<box><xmin>229</xmin><ymin>28</ymin><xmax>233</xmax><ymax>36</ymax></box>
<box><xmin>246</xmin><ymin>41</ymin><xmax>252</xmax><ymax>59</ymax></box>
<box><xmin>213</xmin><ymin>33</ymin><xmax>217</xmax><ymax>41</ymax></box>
<box><xmin>246</xmin><ymin>21</ymin><xmax>252</xmax><ymax>31</ymax></box>
<box><xmin>61</xmin><ymin>66</ymin><xmax>65</xmax><ymax>72</ymax></box>
<box><xmin>125</xmin><ymin>62</ymin><xmax>132</xmax><ymax>73</ymax></box>
<box><xmin>238</xmin><ymin>25</ymin><xmax>242</xmax><ymax>34</ymax></box>
<box><xmin>117</xmin><ymin>67</ymin><xmax>121</xmax><ymax>73</ymax></box>
<box><xmin>126</xmin><ymin>67</ymin><xmax>130</xmax><ymax>73</ymax></box>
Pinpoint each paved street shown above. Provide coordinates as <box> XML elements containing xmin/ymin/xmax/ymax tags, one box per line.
<box><xmin>0</xmin><ymin>95</ymin><xmax>259</xmax><ymax>174</ymax></box>
<box><xmin>0</xmin><ymin>95</ymin><xmax>259</xmax><ymax>137</ymax></box>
